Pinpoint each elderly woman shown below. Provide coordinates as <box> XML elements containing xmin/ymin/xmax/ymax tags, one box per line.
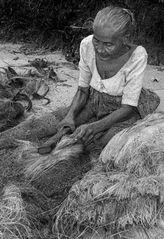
<box><xmin>40</xmin><ymin>5</ymin><xmax>160</xmax><ymax>155</ymax></box>
<box><xmin>57</xmin><ymin>6</ymin><xmax>160</xmax><ymax>153</ymax></box>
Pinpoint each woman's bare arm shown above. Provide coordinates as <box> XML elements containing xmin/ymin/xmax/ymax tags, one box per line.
<box><xmin>92</xmin><ymin>104</ymin><xmax>136</xmax><ymax>133</ymax></box>
<box><xmin>66</xmin><ymin>86</ymin><xmax>90</xmax><ymax>119</ymax></box>
<box><xmin>58</xmin><ymin>86</ymin><xmax>90</xmax><ymax>131</ymax></box>
<box><xmin>74</xmin><ymin>105</ymin><xmax>137</xmax><ymax>141</ymax></box>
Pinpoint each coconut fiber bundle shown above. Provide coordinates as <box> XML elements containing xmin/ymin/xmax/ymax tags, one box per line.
<box><xmin>0</xmin><ymin>184</ymin><xmax>31</xmax><ymax>239</ymax></box>
<box><xmin>55</xmin><ymin>112</ymin><xmax>164</xmax><ymax>239</ymax></box>
<box><xmin>18</xmin><ymin>134</ymin><xmax>91</xmax><ymax>198</ymax></box>
<box><xmin>0</xmin><ymin>106</ymin><xmax>69</xmax><ymax>153</ymax></box>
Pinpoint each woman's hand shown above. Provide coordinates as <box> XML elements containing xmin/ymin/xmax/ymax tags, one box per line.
<box><xmin>58</xmin><ymin>116</ymin><xmax>75</xmax><ymax>133</ymax></box>
<box><xmin>73</xmin><ymin>123</ymin><xmax>100</xmax><ymax>144</ymax></box>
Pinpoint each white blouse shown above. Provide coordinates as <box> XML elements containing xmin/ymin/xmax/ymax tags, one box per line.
<box><xmin>78</xmin><ymin>35</ymin><xmax>148</xmax><ymax>107</ymax></box>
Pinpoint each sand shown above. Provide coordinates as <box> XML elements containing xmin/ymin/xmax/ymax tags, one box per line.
<box><xmin>0</xmin><ymin>43</ymin><xmax>78</xmax><ymax>119</ymax></box>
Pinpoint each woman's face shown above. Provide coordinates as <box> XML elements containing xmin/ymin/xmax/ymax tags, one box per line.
<box><xmin>92</xmin><ymin>26</ymin><xmax>123</xmax><ymax>60</ymax></box>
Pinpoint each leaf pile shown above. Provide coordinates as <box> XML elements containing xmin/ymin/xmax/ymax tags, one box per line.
<box><xmin>0</xmin><ymin>59</ymin><xmax>64</xmax><ymax>132</ymax></box>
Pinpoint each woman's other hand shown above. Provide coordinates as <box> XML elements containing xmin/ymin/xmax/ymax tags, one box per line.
<box><xmin>73</xmin><ymin>123</ymin><xmax>99</xmax><ymax>144</ymax></box>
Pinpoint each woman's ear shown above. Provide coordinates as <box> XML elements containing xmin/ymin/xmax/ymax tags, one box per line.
<box><xmin>123</xmin><ymin>33</ymin><xmax>132</xmax><ymax>45</ymax></box>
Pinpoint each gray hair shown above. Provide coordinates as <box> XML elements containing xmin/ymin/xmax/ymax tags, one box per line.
<box><xmin>93</xmin><ymin>6</ymin><xmax>135</xmax><ymax>36</ymax></box>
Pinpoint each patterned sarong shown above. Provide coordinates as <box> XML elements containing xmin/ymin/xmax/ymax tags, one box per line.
<box><xmin>75</xmin><ymin>87</ymin><xmax>160</xmax><ymax>154</ymax></box>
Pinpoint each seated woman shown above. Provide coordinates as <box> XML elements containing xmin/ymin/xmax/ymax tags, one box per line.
<box><xmin>58</xmin><ymin>6</ymin><xmax>160</xmax><ymax>154</ymax></box>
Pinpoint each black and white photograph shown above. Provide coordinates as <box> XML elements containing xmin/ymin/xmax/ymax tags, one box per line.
<box><xmin>0</xmin><ymin>0</ymin><xmax>163</xmax><ymax>238</ymax></box>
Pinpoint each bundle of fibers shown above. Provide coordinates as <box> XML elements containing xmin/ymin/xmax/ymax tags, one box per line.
<box><xmin>18</xmin><ymin>134</ymin><xmax>91</xmax><ymax>198</ymax></box>
<box><xmin>0</xmin><ymin>110</ymin><xmax>62</xmax><ymax>150</ymax></box>
<box><xmin>20</xmin><ymin>186</ymin><xmax>52</xmax><ymax>239</ymax></box>
<box><xmin>74</xmin><ymin>225</ymin><xmax>164</xmax><ymax>239</ymax></box>
<box><xmin>0</xmin><ymin>184</ymin><xmax>31</xmax><ymax>239</ymax></box>
<box><xmin>54</xmin><ymin>170</ymin><xmax>114</xmax><ymax>238</ymax></box>
<box><xmin>117</xmin><ymin>225</ymin><xmax>164</xmax><ymax>239</ymax></box>
<box><xmin>55</xmin><ymin>170</ymin><xmax>164</xmax><ymax>238</ymax></box>
<box><xmin>0</xmin><ymin>100</ymin><xmax>24</xmax><ymax>133</ymax></box>
<box><xmin>21</xmin><ymin>135</ymin><xmax>83</xmax><ymax>181</ymax></box>
<box><xmin>54</xmin><ymin>113</ymin><xmax>164</xmax><ymax>238</ymax></box>
<box><xmin>99</xmin><ymin>112</ymin><xmax>164</xmax><ymax>171</ymax></box>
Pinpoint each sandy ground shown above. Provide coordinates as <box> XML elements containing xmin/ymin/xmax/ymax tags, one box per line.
<box><xmin>0</xmin><ymin>43</ymin><xmax>80</xmax><ymax>120</ymax></box>
<box><xmin>0</xmin><ymin>42</ymin><xmax>164</xmax><ymax>119</ymax></box>
<box><xmin>144</xmin><ymin>65</ymin><xmax>164</xmax><ymax>112</ymax></box>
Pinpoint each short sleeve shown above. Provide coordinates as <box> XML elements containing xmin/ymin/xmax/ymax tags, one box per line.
<box><xmin>78</xmin><ymin>40</ymin><xmax>92</xmax><ymax>87</ymax></box>
<box><xmin>122</xmin><ymin>46</ymin><xmax>148</xmax><ymax>107</ymax></box>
